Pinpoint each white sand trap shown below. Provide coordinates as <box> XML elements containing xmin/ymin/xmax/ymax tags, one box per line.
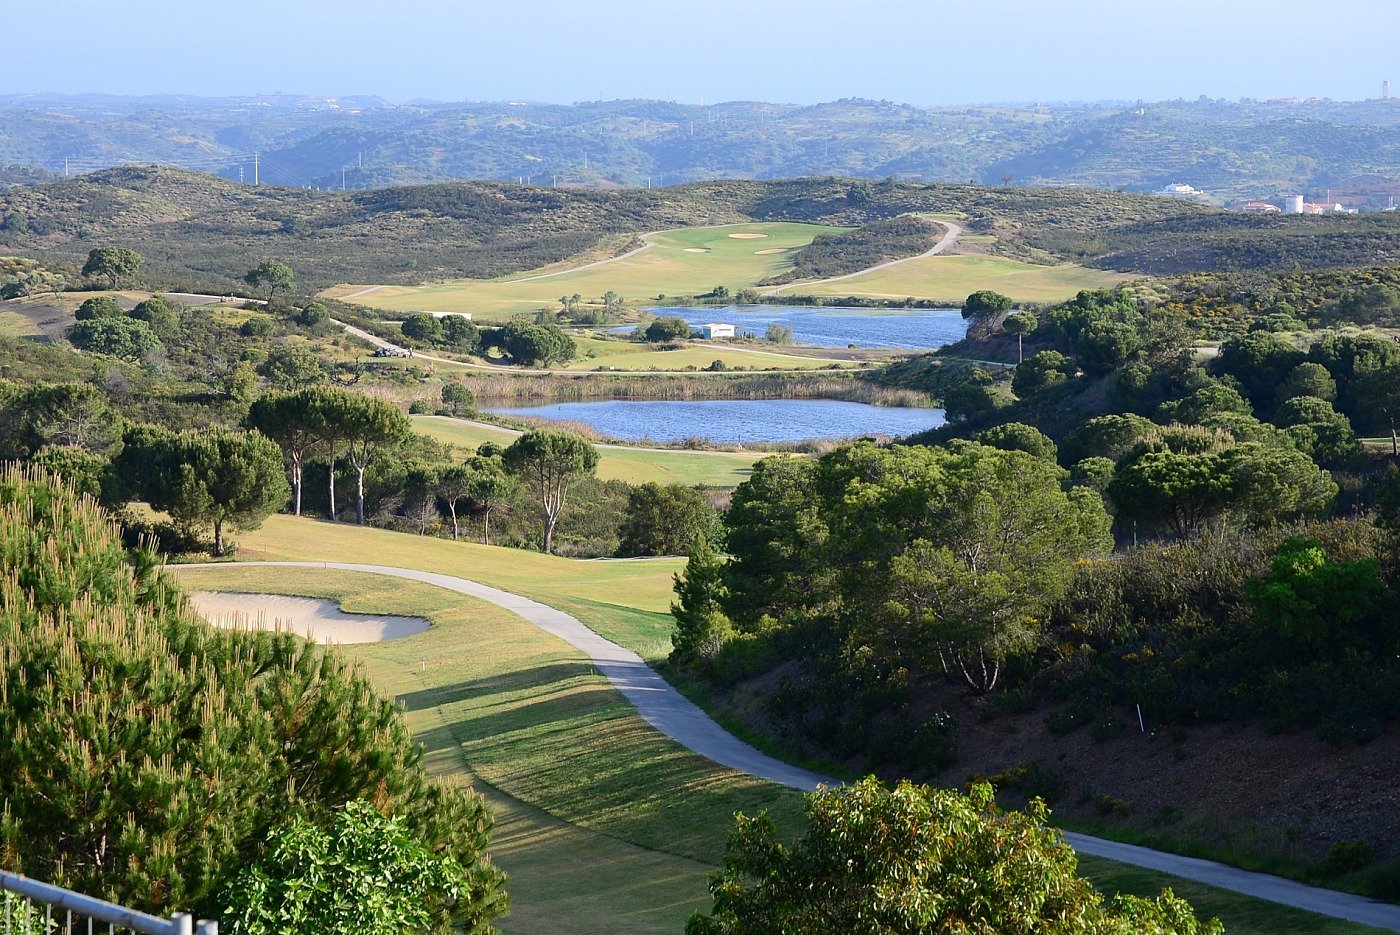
<box><xmin>190</xmin><ymin>591</ymin><xmax>430</xmax><ymax>644</ymax></box>
<box><xmin>684</xmin><ymin>247</ymin><xmax>710</xmax><ymax>253</ymax></box>
<box><xmin>754</xmin><ymin>248</ymin><xmax>787</xmax><ymax>255</ymax></box>
<box><xmin>727</xmin><ymin>233</ymin><xmax>768</xmax><ymax>239</ymax></box>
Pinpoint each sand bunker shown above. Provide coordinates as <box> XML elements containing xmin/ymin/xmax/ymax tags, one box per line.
<box><xmin>684</xmin><ymin>247</ymin><xmax>710</xmax><ymax>253</ymax></box>
<box><xmin>754</xmin><ymin>248</ymin><xmax>787</xmax><ymax>255</ymax></box>
<box><xmin>190</xmin><ymin>592</ymin><xmax>430</xmax><ymax>644</ymax></box>
<box><xmin>727</xmin><ymin>233</ymin><xmax>768</xmax><ymax>239</ymax></box>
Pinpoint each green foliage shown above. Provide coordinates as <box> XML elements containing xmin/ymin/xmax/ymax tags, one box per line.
<box><xmin>137</xmin><ymin>426</ymin><xmax>290</xmax><ymax>555</ymax></box>
<box><xmin>617</xmin><ymin>482</ymin><xmax>718</xmax><ymax>557</ymax></box>
<box><xmin>245</xmin><ymin>390</ymin><xmax>322</xmax><ymax>517</ymax></box>
<box><xmin>1109</xmin><ymin>442</ymin><xmax>1336</xmax><ymax>538</ymax></box>
<box><xmin>687</xmin><ymin>777</ymin><xmax>1220</xmax><ymax>935</ymax></box>
<box><xmin>257</xmin><ymin>344</ymin><xmax>327</xmax><ymax>390</ymax></box>
<box><xmin>67</xmin><ymin>317</ymin><xmax>161</xmax><ymax>361</ymax></box>
<box><xmin>962</xmin><ymin>289</ymin><xmax>1013</xmax><ymax>320</ymax></box>
<box><xmin>502</xmin><ymin>430</ymin><xmax>599</xmax><ymax>554</ymax></box>
<box><xmin>73</xmin><ymin>296</ymin><xmax>125</xmax><ymax>321</ymax></box>
<box><xmin>975</xmin><ymin>421</ymin><xmax>1057</xmax><ymax>461</ymax></box>
<box><xmin>643</xmin><ymin>316</ymin><xmax>692</xmax><ymax>343</ymax></box>
<box><xmin>401</xmin><ymin>313</ymin><xmax>443</xmax><ymax>344</ymax></box>
<box><xmin>239</xmin><ymin>316</ymin><xmax>274</xmax><ymax>337</ymax></box>
<box><xmin>80</xmin><ymin>246</ymin><xmax>142</xmax><ymax>289</ymax></box>
<box><xmin>441</xmin><ymin>381</ymin><xmax>476</xmax><ymax>415</ymax></box>
<box><xmin>670</xmin><ymin>535</ymin><xmax>733</xmax><ymax>669</ymax></box>
<box><xmin>1278</xmin><ymin>362</ymin><xmax>1337</xmax><ymax>404</ymax></box>
<box><xmin>244</xmin><ymin>260</ymin><xmax>296</xmax><ymax>302</ymax></box>
<box><xmin>1012</xmin><ymin>350</ymin><xmax>1076</xmax><ymax>398</ymax></box>
<box><xmin>130</xmin><ymin>295</ymin><xmax>181</xmax><ymax>335</ymax></box>
<box><xmin>762</xmin><ymin>322</ymin><xmax>794</xmax><ymax>345</ymax></box>
<box><xmin>223</xmin><ymin>799</ymin><xmax>495</xmax><ymax>935</ymax></box>
<box><xmin>0</xmin><ymin>466</ymin><xmax>506</xmax><ymax>924</ymax></box>
<box><xmin>498</xmin><ymin>319</ymin><xmax>574</xmax><ymax>366</ymax></box>
<box><xmin>1244</xmin><ymin>536</ymin><xmax>1386</xmax><ymax>656</ymax></box>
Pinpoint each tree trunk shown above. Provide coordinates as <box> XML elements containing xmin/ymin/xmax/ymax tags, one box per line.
<box><xmin>291</xmin><ymin>453</ymin><xmax>303</xmax><ymax>517</ymax></box>
<box><xmin>1391</xmin><ymin>419</ymin><xmax>1397</xmax><ymax>457</ymax></box>
<box><xmin>356</xmin><ymin>465</ymin><xmax>366</xmax><ymax>525</ymax></box>
<box><xmin>327</xmin><ymin>439</ymin><xmax>338</xmax><ymax>521</ymax></box>
<box><xmin>1017</xmin><ymin>334</ymin><xmax>1024</xmax><ymax>363</ymax></box>
<box><xmin>214</xmin><ymin>520</ymin><xmax>225</xmax><ymax>557</ymax></box>
<box><xmin>483</xmin><ymin>509</ymin><xmax>491</xmax><ymax>546</ymax></box>
<box><xmin>543</xmin><ymin>510</ymin><xmax>557</xmax><ymax>554</ymax></box>
<box><xmin>449</xmin><ymin>501</ymin><xmax>459</xmax><ymax>540</ymax></box>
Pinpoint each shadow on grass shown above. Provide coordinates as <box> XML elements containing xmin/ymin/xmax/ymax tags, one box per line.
<box><xmin>395</xmin><ymin>661</ymin><xmax>595</xmax><ymax>712</ymax></box>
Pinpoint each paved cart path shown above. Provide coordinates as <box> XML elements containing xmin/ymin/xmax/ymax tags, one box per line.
<box><xmin>192</xmin><ymin>561</ymin><xmax>1400</xmax><ymax>932</ymax></box>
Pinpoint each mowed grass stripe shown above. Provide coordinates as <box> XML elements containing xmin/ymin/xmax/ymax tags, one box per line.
<box><xmin>168</xmin><ymin>565</ymin><xmax>797</xmax><ymax>934</ymax></box>
<box><xmin>412</xmin><ymin>415</ymin><xmax>764</xmax><ymax>489</ymax></box>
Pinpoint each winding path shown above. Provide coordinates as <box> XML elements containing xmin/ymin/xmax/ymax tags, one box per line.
<box><xmin>202</xmin><ymin>561</ymin><xmax>1400</xmax><ymax>931</ymax></box>
<box><xmin>762</xmin><ymin>219</ymin><xmax>963</xmax><ymax>297</ymax></box>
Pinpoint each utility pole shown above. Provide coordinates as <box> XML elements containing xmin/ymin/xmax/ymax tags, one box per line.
<box><xmin>342</xmin><ymin>167</ymin><xmax>347</xmax><ymax>190</ymax></box>
<box><xmin>253</xmin><ymin>152</ymin><xmax>259</xmax><ymax>185</ymax></box>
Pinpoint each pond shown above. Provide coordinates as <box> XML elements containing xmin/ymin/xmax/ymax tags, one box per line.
<box><xmin>482</xmin><ymin>398</ymin><xmax>946</xmax><ymax>444</ymax></box>
<box><xmin>616</xmin><ymin>304</ymin><xmax>967</xmax><ymax>350</ymax></box>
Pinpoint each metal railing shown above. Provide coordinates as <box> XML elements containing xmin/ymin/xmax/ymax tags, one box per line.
<box><xmin>1</xmin><ymin>872</ymin><xmax>216</xmax><ymax>935</ymax></box>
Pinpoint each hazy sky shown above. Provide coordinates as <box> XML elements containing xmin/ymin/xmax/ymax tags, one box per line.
<box><xmin>10</xmin><ymin>0</ymin><xmax>1397</xmax><ymax>105</ymax></box>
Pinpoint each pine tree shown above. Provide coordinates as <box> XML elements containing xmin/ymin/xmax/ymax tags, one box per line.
<box><xmin>670</xmin><ymin>535</ymin><xmax>733</xmax><ymax>668</ymax></box>
<box><xmin>0</xmin><ymin>465</ymin><xmax>507</xmax><ymax>927</ymax></box>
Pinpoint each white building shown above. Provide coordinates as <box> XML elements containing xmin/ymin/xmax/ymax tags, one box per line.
<box><xmin>1155</xmin><ymin>182</ymin><xmax>1207</xmax><ymax>199</ymax></box>
<box><xmin>702</xmin><ymin>323</ymin><xmax>736</xmax><ymax>339</ymax></box>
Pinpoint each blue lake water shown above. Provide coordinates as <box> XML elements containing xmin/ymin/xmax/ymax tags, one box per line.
<box><xmin>482</xmin><ymin>398</ymin><xmax>946</xmax><ymax>444</ymax></box>
<box><xmin>613</xmin><ymin>305</ymin><xmax>967</xmax><ymax>350</ymax></box>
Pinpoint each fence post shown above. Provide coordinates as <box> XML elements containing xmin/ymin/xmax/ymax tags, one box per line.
<box><xmin>196</xmin><ymin>920</ymin><xmax>219</xmax><ymax>935</ymax></box>
<box><xmin>171</xmin><ymin>912</ymin><xmax>194</xmax><ymax>935</ymax></box>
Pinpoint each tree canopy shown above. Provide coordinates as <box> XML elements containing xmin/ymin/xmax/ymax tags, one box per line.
<box><xmin>245</xmin><ymin>260</ymin><xmax>297</xmax><ymax>303</ymax></box>
<box><xmin>81</xmin><ymin>247</ymin><xmax>143</xmax><ymax>289</ymax></box>
<box><xmin>688</xmin><ymin>777</ymin><xmax>1220</xmax><ymax>935</ymax></box>
<box><xmin>502</xmin><ymin>430</ymin><xmax>599</xmax><ymax>553</ymax></box>
<box><xmin>0</xmin><ymin>465</ymin><xmax>507</xmax><ymax>924</ymax></box>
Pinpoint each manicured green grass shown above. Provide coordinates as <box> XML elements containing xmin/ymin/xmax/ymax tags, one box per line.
<box><xmin>411</xmin><ymin>415</ymin><xmax>766</xmax><ymax>488</ymax></box>
<box><xmin>565</xmin><ymin>333</ymin><xmax>863</xmax><ymax>372</ymax></box>
<box><xmin>168</xmin><ymin>565</ymin><xmax>795</xmax><ymax>934</ymax></box>
<box><xmin>362</xmin><ymin>223</ymin><xmax>845</xmax><ymax>319</ymax></box>
<box><xmin>787</xmin><ymin>254</ymin><xmax>1132</xmax><ymax>304</ymax></box>
<box><xmin>168</xmin><ymin>547</ymin><xmax>1386</xmax><ymax>935</ymax></box>
<box><xmin>223</xmin><ymin>514</ymin><xmax>683</xmax><ymax>660</ymax></box>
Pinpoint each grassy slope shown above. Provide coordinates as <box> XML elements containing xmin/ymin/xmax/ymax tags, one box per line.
<box><xmin>168</xmin><ymin>565</ymin><xmax>791</xmax><ymax>934</ymax></box>
<box><xmin>169</xmin><ymin>530</ymin><xmax>1387</xmax><ymax>935</ymax></box>
<box><xmin>412</xmin><ymin>415</ymin><xmax>765</xmax><ymax>488</ymax></box>
<box><xmin>365</xmin><ymin>223</ymin><xmax>843</xmax><ymax>318</ymax></box>
<box><xmin>790</xmin><ymin>254</ymin><xmax>1133</xmax><ymax>304</ymax></box>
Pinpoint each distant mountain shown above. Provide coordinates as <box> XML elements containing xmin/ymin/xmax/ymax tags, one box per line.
<box><xmin>3</xmin><ymin>95</ymin><xmax>1399</xmax><ymax>206</ymax></box>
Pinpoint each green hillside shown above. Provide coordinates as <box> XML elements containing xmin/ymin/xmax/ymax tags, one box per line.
<box><xmin>2</xmin><ymin>167</ymin><xmax>1397</xmax><ymax>293</ymax></box>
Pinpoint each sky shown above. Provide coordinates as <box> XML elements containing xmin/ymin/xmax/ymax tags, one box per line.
<box><xmin>8</xmin><ymin>0</ymin><xmax>1398</xmax><ymax>106</ymax></box>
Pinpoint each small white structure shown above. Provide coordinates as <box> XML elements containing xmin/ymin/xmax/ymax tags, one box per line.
<box><xmin>1242</xmin><ymin>201</ymin><xmax>1282</xmax><ymax>213</ymax></box>
<box><xmin>424</xmin><ymin>311</ymin><xmax>472</xmax><ymax>320</ymax></box>
<box><xmin>702</xmin><ymin>323</ymin><xmax>736</xmax><ymax>339</ymax></box>
<box><xmin>1155</xmin><ymin>182</ymin><xmax>1206</xmax><ymax>199</ymax></box>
